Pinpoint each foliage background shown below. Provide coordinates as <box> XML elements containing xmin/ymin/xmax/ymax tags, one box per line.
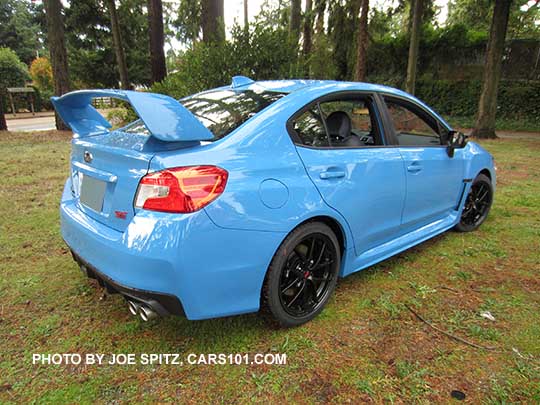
<box><xmin>152</xmin><ymin>18</ymin><xmax>540</xmax><ymax>128</ymax></box>
<box><xmin>0</xmin><ymin>0</ymin><xmax>539</xmax><ymax>127</ymax></box>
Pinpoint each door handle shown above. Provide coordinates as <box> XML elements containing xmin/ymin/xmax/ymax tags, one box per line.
<box><xmin>319</xmin><ymin>170</ymin><xmax>346</xmax><ymax>179</ymax></box>
<box><xmin>407</xmin><ymin>162</ymin><xmax>423</xmax><ymax>173</ymax></box>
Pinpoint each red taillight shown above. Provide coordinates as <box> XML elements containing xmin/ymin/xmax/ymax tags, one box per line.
<box><xmin>135</xmin><ymin>166</ymin><xmax>228</xmax><ymax>213</ymax></box>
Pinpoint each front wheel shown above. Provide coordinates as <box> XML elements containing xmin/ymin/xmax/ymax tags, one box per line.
<box><xmin>455</xmin><ymin>173</ymin><xmax>493</xmax><ymax>232</ymax></box>
<box><xmin>262</xmin><ymin>222</ymin><xmax>341</xmax><ymax>327</ymax></box>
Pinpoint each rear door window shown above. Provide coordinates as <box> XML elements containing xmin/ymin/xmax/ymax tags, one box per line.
<box><xmin>292</xmin><ymin>107</ymin><xmax>330</xmax><ymax>147</ymax></box>
<box><xmin>290</xmin><ymin>95</ymin><xmax>384</xmax><ymax>148</ymax></box>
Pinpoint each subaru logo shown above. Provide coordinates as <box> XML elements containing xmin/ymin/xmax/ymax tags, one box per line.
<box><xmin>84</xmin><ymin>151</ymin><xmax>93</xmax><ymax>163</ymax></box>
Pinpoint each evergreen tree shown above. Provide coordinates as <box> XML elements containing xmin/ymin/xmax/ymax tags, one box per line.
<box><xmin>405</xmin><ymin>0</ymin><xmax>423</xmax><ymax>94</ymax></box>
<box><xmin>472</xmin><ymin>0</ymin><xmax>513</xmax><ymax>138</ymax></box>
<box><xmin>202</xmin><ymin>0</ymin><xmax>225</xmax><ymax>43</ymax></box>
<box><xmin>148</xmin><ymin>0</ymin><xmax>166</xmax><ymax>83</ymax></box>
<box><xmin>107</xmin><ymin>0</ymin><xmax>130</xmax><ymax>89</ymax></box>
<box><xmin>44</xmin><ymin>0</ymin><xmax>70</xmax><ymax>130</ymax></box>
<box><xmin>354</xmin><ymin>0</ymin><xmax>369</xmax><ymax>81</ymax></box>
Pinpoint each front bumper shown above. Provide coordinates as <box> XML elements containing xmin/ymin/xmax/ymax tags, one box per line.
<box><xmin>60</xmin><ymin>179</ymin><xmax>286</xmax><ymax>320</ymax></box>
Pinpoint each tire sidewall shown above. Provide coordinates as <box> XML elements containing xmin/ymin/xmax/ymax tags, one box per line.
<box><xmin>456</xmin><ymin>173</ymin><xmax>493</xmax><ymax>232</ymax></box>
<box><xmin>264</xmin><ymin>222</ymin><xmax>341</xmax><ymax>327</ymax></box>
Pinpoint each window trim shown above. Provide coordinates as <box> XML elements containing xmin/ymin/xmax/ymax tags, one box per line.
<box><xmin>379</xmin><ymin>93</ymin><xmax>450</xmax><ymax>148</ymax></box>
<box><xmin>316</xmin><ymin>102</ymin><xmax>334</xmax><ymax>147</ymax></box>
<box><xmin>286</xmin><ymin>91</ymin><xmax>390</xmax><ymax>150</ymax></box>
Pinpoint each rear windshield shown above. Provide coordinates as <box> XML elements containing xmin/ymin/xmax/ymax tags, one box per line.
<box><xmin>180</xmin><ymin>89</ymin><xmax>286</xmax><ymax>140</ymax></box>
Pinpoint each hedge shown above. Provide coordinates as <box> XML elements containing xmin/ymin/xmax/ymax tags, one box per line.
<box><xmin>414</xmin><ymin>79</ymin><xmax>540</xmax><ymax>123</ymax></box>
<box><xmin>154</xmin><ymin>71</ymin><xmax>540</xmax><ymax>125</ymax></box>
<box><xmin>367</xmin><ymin>77</ymin><xmax>540</xmax><ymax>124</ymax></box>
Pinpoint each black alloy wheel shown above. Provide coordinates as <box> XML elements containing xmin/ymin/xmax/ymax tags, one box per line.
<box><xmin>455</xmin><ymin>173</ymin><xmax>493</xmax><ymax>232</ymax></box>
<box><xmin>263</xmin><ymin>222</ymin><xmax>340</xmax><ymax>327</ymax></box>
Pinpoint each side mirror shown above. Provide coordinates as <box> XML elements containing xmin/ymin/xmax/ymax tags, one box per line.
<box><xmin>446</xmin><ymin>130</ymin><xmax>467</xmax><ymax>158</ymax></box>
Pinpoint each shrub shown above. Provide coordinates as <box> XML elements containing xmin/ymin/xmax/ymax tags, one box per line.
<box><xmin>29</xmin><ymin>57</ymin><xmax>53</xmax><ymax>93</ymax></box>
<box><xmin>0</xmin><ymin>47</ymin><xmax>30</xmax><ymax>114</ymax></box>
<box><xmin>105</xmin><ymin>106</ymin><xmax>138</xmax><ymax>129</ymax></box>
<box><xmin>152</xmin><ymin>21</ymin><xmax>296</xmax><ymax>98</ymax></box>
<box><xmin>0</xmin><ymin>47</ymin><xmax>30</xmax><ymax>89</ymax></box>
<box><xmin>29</xmin><ymin>57</ymin><xmax>54</xmax><ymax>111</ymax></box>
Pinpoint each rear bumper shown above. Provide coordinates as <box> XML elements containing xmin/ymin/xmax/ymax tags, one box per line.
<box><xmin>71</xmin><ymin>251</ymin><xmax>184</xmax><ymax>316</ymax></box>
<box><xmin>60</xmin><ymin>179</ymin><xmax>286</xmax><ymax>320</ymax></box>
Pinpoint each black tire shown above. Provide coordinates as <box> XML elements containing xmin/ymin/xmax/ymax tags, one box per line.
<box><xmin>262</xmin><ymin>222</ymin><xmax>341</xmax><ymax>327</ymax></box>
<box><xmin>454</xmin><ymin>173</ymin><xmax>493</xmax><ymax>232</ymax></box>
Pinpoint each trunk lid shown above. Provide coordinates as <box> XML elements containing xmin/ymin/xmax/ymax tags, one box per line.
<box><xmin>53</xmin><ymin>90</ymin><xmax>215</xmax><ymax>232</ymax></box>
<box><xmin>70</xmin><ymin>131</ymin><xmax>155</xmax><ymax>231</ymax></box>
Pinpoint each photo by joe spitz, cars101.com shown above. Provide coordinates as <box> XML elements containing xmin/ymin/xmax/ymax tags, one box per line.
<box><xmin>53</xmin><ymin>76</ymin><xmax>495</xmax><ymax>327</ymax></box>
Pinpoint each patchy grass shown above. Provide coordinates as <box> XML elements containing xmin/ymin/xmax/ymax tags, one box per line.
<box><xmin>1</xmin><ymin>130</ymin><xmax>539</xmax><ymax>403</ymax></box>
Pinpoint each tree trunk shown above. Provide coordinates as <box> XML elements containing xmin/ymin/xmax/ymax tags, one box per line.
<box><xmin>107</xmin><ymin>0</ymin><xmax>130</xmax><ymax>89</ymax></box>
<box><xmin>147</xmin><ymin>0</ymin><xmax>167</xmax><ymax>84</ymax></box>
<box><xmin>243</xmin><ymin>0</ymin><xmax>248</xmax><ymax>30</ymax></box>
<box><xmin>471</xmin><ymin>0</ymin><xmax>512</xmax><ymax>139</ymax></box>
<box><xmin>289</xmin><ymin>0</ymin><xmax>302</xmax><ymax>48</ymax></box>
<box><xmin>315</xmin><ymin>0</ymin><xmax>325</xmax><ymax>35</ymax></box>
<box><xmin>0</xmin><ymin>92</ymin><xmax>7</xmax><ymax>131</ymax></box>
<box><xmin>44</xmin><ymin>0</ymin><xmax>70</xmax><ymax>131</ymax></box>
<box><xmin>201</xmin><ymin>0</ymin><xmax>225</xmax><ymax>43</ymax></box>
<box><xmin>302</xmin><ymin>0</ymin><xmax>314</xmax><ymax>56</ymax></box>
<box><xmin>405</xmin><ymin>0</ymin><xmax>423</xmax><ymax>95</ymax></box>
<box><xmin>354</xmin><ymin>0</ymin><xmax>369</xmax><ymax>82</ymax></box>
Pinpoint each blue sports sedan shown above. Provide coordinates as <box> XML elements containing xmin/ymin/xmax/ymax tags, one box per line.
<box><xmin>53</xmin><ymin>77</ymin><xmax>495</xmax><ymax>326</ymax></box>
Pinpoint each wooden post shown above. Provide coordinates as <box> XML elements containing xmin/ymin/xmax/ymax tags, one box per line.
<box><xmin>8</xmin><ymin>92</ymin><xmax>16</xmax><ymax>116</ymax></box>
<box><xmin>30</xmin><ymin>93</ymin><xmax>35</xmax><ymax>116</ymax></box>
<box><xmin>0</xmin><ymin>90</ymin><xmax>7</xmax><ymax>131</ymax></box>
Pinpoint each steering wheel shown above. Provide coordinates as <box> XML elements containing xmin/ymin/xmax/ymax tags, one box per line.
<box><xmin>360</xmin><ymin>135</ymin><xmax>374</xmax><ymax>145</ymax></box>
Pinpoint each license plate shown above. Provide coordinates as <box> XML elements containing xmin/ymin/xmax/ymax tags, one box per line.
<box><xmin>79</xmin><ymin>174</ymin><xmax>106</xmax><ymax>212</ymax></box>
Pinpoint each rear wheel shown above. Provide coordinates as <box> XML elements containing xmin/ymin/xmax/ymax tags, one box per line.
<box><xmin>262</xmin><ymin>222</ymin><xmax>340</xmax><ymax>327</ymax></box>
<box><xmin>455</xmin><ymin>173</ymin><xmax>493</xmax><ymax>232</ymax></box>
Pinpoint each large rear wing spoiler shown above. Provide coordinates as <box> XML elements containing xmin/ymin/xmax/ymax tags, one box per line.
<box><xmin>51</xmin><ymin>89</ymin><xmax>214</xmax><ymax>142</ymax></box>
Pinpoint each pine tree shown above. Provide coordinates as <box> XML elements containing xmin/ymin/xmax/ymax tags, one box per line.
<box><xmin>405</xmin><ymin>0</ymin><xmax>423</xmax><ymax>94</ymax></box>
<box><xmin>201</xmin><ymin>0</ymin><xmax>225</xmax><ymax>43</ymax></box>
<box><xmin>106</xmin><ymin>0</ymin><xmax>130</xmax><ymax>89</ymax></box>
<box><xmin>44</xmin><ymin>0</ymin><xmax>70</xmax><ymax>130</ymax></box>
<box><xmin>471</xmin><ymin>0</ymin><xmax>513</xmax><ymax>139</ymax></box>
<box><xmin>148</xmin><ymin>0</ymin><xmax>166</xmax><ymax>83</ymax></box>
<box><xmin>354</xmin><ymin>0</ymin><xmax>369</xmax><ymax>82</ymax></box>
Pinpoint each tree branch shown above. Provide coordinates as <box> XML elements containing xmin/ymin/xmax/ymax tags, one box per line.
<box><xmin>405</xmin><ymin>304</ymin><xmax>498</xmax><ymax>351</ymax></box>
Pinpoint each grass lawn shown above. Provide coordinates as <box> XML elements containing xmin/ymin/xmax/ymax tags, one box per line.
<box><xmin>0</xmin><ymin>130</ymin><xmax>539</xmax><ymax>403</ymax></box>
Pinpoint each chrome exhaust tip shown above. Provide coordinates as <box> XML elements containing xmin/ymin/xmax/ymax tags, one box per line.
<box><xmin>139</xmin><ymin>305</ymin><xmax>158</xmax><ymax>322</ymax></box>
<box><xmin>127</xmin><ymin>300</ymin><xmax>141</xmax><ymax>316</ymax></box>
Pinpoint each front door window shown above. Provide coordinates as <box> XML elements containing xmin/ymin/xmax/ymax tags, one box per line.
<box><xmin>384</xmin><ymin>99</ymin><xmax>442</xmax><ymax>147</ymax></box>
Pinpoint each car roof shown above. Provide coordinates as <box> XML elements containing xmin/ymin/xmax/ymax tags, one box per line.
<box><xmin>202</xmin><ymin>78</ymin><xmax>410</xmax><ymax>98</ymax></box>
<box><xmin>244</xmin><ymin>79</ymin><xmax>411</xmax><ymax>98</ymax></box>
<box><xmin>249</xmin><ymin>79</ymin><xmax>450</xmax><ymax>129</ymax></box>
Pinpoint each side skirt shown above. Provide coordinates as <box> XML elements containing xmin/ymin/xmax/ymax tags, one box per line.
<box><xmin>341</xmin><ymin>212</ymin><xmax>459</xmax><ymax>277</ymax></box>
